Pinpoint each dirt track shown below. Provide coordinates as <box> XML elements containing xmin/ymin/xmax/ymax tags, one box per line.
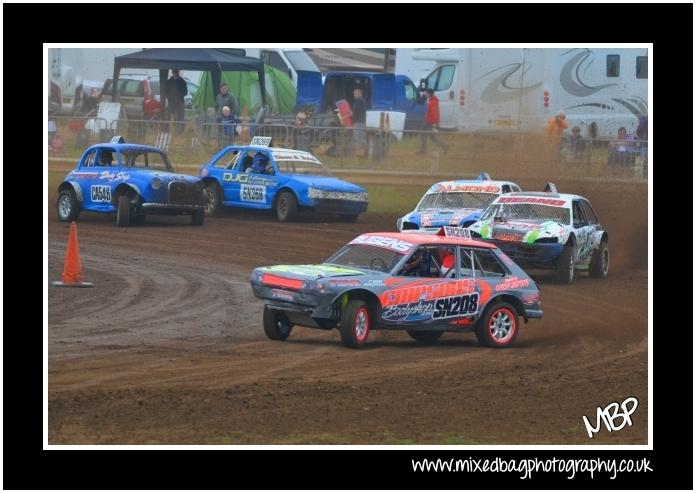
<box><xmin>48</xmin><ymin>184</ymin><xmax>648</xmax><ymax>445</ymax></box>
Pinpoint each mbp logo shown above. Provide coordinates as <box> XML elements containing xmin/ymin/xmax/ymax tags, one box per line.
<box><xmin>582</xmin><ymin>396</ymin><xmax>638</xmax><ymax>438</ymax></box>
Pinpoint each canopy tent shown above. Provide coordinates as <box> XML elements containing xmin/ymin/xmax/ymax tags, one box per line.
<box><xmin>193</xmin><ymin>65</ymin><xmax>296</xmax><ymax>116</ymax></box>
<box><xmin>112</xmin><ymin>48</ymin><xmax>266</xmax><ymax>107</ymax></box>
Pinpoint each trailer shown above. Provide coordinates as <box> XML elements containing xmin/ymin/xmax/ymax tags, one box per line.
<box><xmin>412</xmin><ymin>48</ymin><xmax>648</xmax><ymax>138</ymax></box>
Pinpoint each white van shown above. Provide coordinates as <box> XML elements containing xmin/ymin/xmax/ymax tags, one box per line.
<box><xmin>243</xmin><ymin>49</ymin><xmax>320</xmax><ymax>87</ymax></box>
<box><xmin>413</xmin><ymin>48</ymin><xmax>648</xmax><ymax>138</ymax></box>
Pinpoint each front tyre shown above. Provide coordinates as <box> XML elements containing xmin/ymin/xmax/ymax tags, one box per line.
<box><xmin>475</xmin><ymin>302</ymin><xmax>519</xmax><ymax>348</ymax></box>
<box><xmin>555</xmin><ymin>243</ymin><xmax>574</xmax><ymax>284</ymax></box>
<box><xmin>203</xmin><ymin>183</ymin><xmax>220</xmax><ymax>216</ymax></box>
<box><xmin>275</xmin><ymin>191</ymin><xmax>298</xmax><ymax>222</ymax></box>
<box><xmin>263</xmin><ymin>306</ymin><xmax>294</xmax><ymax>340</ymax></box>
<box><xmin>116</xmin><ymin>195</ymin><xmax>131</xmax><ymax>227</ymax></box>
<box><xmin>589</xmin><ymin>241</ymin><xmax>609</xmax><ymax>278</ymax></box>
<box><xmin>56</xmin><ymin>190</ymin><xmax>80</xmax><ymax>222</ymax></box>
<box><xmin>407</xmin><ymin>330</ymin><xmax>443</xmax><ymax>343</ymax></box>
<box><xmin>340</xmin><ymin>300</ymin><xmax>371</xmax><ymax>348</ymax></box>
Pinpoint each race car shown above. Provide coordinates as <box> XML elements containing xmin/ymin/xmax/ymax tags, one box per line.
<box><xmin>396</xmin><ymin>172</ymin><xmax>522</xmax><ymax>233</ymax></box>
<box><xmin>250</xmin><ymin>227</ymin><xmax>542</xmax><ymax>348</ymax></box>
<box><xmin>467</xmin><ymin>184</ymin><xmax>609</xmax><ymax>284</ymax></box>
<box><xmin>199</xmin><ymin>137</ymin><xmax>368</xmax><ymax>222</ymax></box>
<box><xmin>56</xmin><ymin>136</ymin><xmax>206</xmax><ymax>227</ymax></box>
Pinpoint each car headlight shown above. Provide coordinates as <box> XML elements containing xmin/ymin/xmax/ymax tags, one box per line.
<box><xmin>308</xmin><ymin>187</ymin><xmax>368</xmax><ymax>202</ymax></box>
<box><xmin>151</xmin><ymin>177</ymin><xmax>162</xmax><ymax>190</ymax></box>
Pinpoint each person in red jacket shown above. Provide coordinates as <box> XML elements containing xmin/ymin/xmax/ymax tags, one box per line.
<box><xmin>419</xmin><ymin>88</ymin><xmax>449</xmax><ymax>154</ymax></box>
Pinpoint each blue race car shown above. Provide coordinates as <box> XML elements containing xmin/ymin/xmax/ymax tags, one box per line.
<box><xmin>199</xmin><ymin>140</ymin><xmax>368</xmax><ymax>222</ymax></box>
<box><xmin>56</xmin><ymin>137</ymin><xmax>206</xmax><ymax>227</ymax></box>
<box><xmin>397</xmin><ymin>173</ymin><xmax>522</xmax><ymax>233</ymax></box>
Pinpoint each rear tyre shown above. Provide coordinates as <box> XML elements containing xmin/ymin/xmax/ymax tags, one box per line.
<box><xmin>589</xmin><ymin>241</ymin><xmax>609</xmax><ymax>278</ymax></box>
<box><xmin>555</xmin><ymin>243</ymin><xmax>574</xmax><ymax>284</ymax></box>
<box><xmin>263</xmin><ymin>306</ymin><xmax>293</xmax><ymax>341</ymax></box>
<box><xmin>191</xmin><ymin>208</ymin><xmax>205</xmax><ymax>226</ymax></box>
<box><xmin>340</xmin><ymin>300</ymin><xmax>371</xmax><ymax>348</ymax></box>
<box><xmin>407</xmin><ymin>330</ymin><xmax>443</xmax><ymax>343</ymax></box>
<box><xmin>475</xmin><ymin>302</ymin><xmax>519</xmax><ymax>348</ymax></box>
<box><xmin>275</xmin><ymin>191</ymin><xmax>298</xmax><ymax>222</ymax></box>
<box><xmin>116</xmin><ymin>195</ymin><xmax>131</xmax><ymax>227</ymax></box>
<box><xmin>56</xmin><ymin>190</ymin><xmax>80</xmax><ymax>222</ymax></box>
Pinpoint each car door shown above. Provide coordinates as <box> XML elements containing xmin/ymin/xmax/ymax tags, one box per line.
<box><xmin>86</xmin><ymin>147</ymin><xmax>118</xmax><ymax>212</ymax></box>
<box><xmin>579</xmin><ymin>199</ymin><xmax>603</xmax><ymax>260</ymax></box>
<box><xmin>571</xmin><ymin>200</ymin><xmax>593</xmax><ymax>264</ymax></box>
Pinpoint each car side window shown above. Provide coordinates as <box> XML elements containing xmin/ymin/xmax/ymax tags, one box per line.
<box><xmin>572</xmin><ymin>201</ymin><xmax>588</xmax><ymax>227</ymax></box>
<box><xmin>580</xmin><ymin>200</ymin><xmax>599</xmax><ymax>225</ymax></box>
<box><xmin>213</xmin><ymin>149</ymin><xmax>240</xmax><ymax>169</ymax></box>
<box><xmin>501</xmin><ymin>185</ymin><xmax>511</xmax><ymax>193</ymax></box>
<box><xmin>96</xmin><ymin>148</ymin><xmax>116</xmax><ymax>167</ymax></box>
<box><xmin>473</xmin><ymin>249</ymin><xmax>506</xmax><ymax>277</ymax></box>
<box><xmin>82</xmin><ymin>149</ymin><xmax>97</xmax><ymax>168</ymax></box>
<box><xmin>459</xmin><ymin>247</ymin><xmax>476</xmax><ymax>277</ymax></box>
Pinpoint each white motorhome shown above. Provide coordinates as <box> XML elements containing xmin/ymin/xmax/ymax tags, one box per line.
<box><xmin>413</xmin><ymin>48</ymin><xmax>648</xmax><ymax>138</ymax></box>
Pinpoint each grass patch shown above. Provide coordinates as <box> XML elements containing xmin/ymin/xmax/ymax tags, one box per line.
<box><xmin>363</xmin><ymin>184</ymin><xmax>426</xmax><ymax>214</ymax></box>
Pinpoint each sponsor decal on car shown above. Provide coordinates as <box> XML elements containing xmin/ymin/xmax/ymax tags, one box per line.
<box><xmin>381</xmin><ymin>279</ymin><xmax>476</xmax><ymax>308</ymax></box>
<box><xmin>349</xmin><ymin>235</ymin><xmax>414</xmax><ymax>253</ymax></box>
<box><xmin>432</xmin><ymin>184</ymin><xmax>500</xmax><ymax>193</ymax></box>
<box><xmin>271</xmin><ymin>288</ymin><xmax>296</xmax><ymax>301</ymax></box>
<box><xmin>432</xmin><ymin>293</ymin><xmax>479</xmax><ymax>319</ymax></box>
<box><xmin>99</xmin><ymin>171</ymin><xmax>130</xmax><ymax>183</ymax></box>
<box><xmin>497</xmin><ymin>196</ymin><xmax>567</xmax><ymax>206</ymax></box>
<box><xmin>494</xmin><ymin>276</ymin><xmax>531</xmax><ymax>291</ymax></box>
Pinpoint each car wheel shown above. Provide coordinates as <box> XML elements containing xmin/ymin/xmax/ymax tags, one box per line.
<box><xmin>589</xmin><ymin>240</ymin><xmax>609</xmax><ymax>278</ymax></box>
<box><xmin>275</xmin><ymin>191</ymin><xmax>298</xmax><ymax>222</ymax></box>
<box><xmin>116</xmin><ymin>195</ymin><xmax>131</xmax><ymax>227</ymax></box>
<box><xmin>191</xmin><ymin>208</ymin><xmax>205</xmax><ymax>226</ymax></box>
<box><xmin>340</xmin><ymin>300</ymin><xmax>371</xmax><ymax>348</ymax></box>
<box><xmin>555</xmin><ymin>243</ymin><xmax>574</xmax><ymax>284</ymax></box>
<box><xmin>56</xmin><ymin>189</ymin><xmax>80</xmax><ymax>222</ymax></box>
<box><xmin>203</xmin><ymin>183</ymin><xmax>220</xmax><ymax>216</ymax></box>
<box><xmin>263</xmin><ymin>306</ymin><xmax>293</xmax><ymax>341</ymax></box>
<box><xmin>340</xmin><ymin>214</ymin><xmax>359</xmax><ymax>223</ymax></box>
<box><xmin>407</xmin><ymin>330</ymin><xmax>443</xmax><ymax>343</ymax></box>
<box><xmin>475</xmin><ymin>302</ymin><xmax>519</xmax><ymax>348</ymax></box>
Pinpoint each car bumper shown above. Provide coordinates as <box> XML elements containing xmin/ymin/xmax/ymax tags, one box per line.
<box><xmin>485</xmin><ymin>239</ymin><xmax>564</xmax><ymax>267</ymax></box>
<box><xmin>142</xmin><ymin>203</ymin><xmax>205</xmax><ymax>211</ymax></box>
<box><xmin>311</xmin><ymin>199</ymin><xmax>368</xmax><ymax>216</ymax></box>
<box><xmin>525</xmin><ymin>309</ymin><xmax>543</xmax><ymax>319</ymax></box>
<box><xmin>250</xmin><ymin>282</ymin><xmax>336</xmax><ymax>322</ymax></box>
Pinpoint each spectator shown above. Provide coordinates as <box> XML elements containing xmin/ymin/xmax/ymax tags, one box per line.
<box><xmin>215</xmin><ymin>83</ymin><xmax>237</xmax><ymax>138</ymax></box>
<box><xmin>351</xmin><ymin>86</ymin><xmax>368</xmax><ymax>158</ymax></box>
<box><xmin>561</xmin><ymin>125</ymin><xmax>585</xmax><ymax>161</ymax></box>
<box><xmin>166</xmin><ymin>69</ymin><xmax>187</xmax><ymax>133</ymax></box>
<box><xmin>607</xmin><ymin>127</ymin><xmax>636</xmax><ymax>167</ymax></box>
<box><xmin>419</xmin><ymin>88</ymin><xmax>449</xmax><ymax>154</ymax></box>
<box><xmin>635</xmin><ymin>114</ymin><xmax>648</xmax><ymax>161</ymax></box>
<box><xmin>544</xmin><ymin>110</ymin><xmax>569</xmax><ymax>160</ymax></box>
<box><xmin>220</xmin><ymin>106</ymin><xmax>237</xmax><ymax>146</ymax></box>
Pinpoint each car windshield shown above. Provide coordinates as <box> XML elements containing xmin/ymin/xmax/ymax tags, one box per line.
<box><xmin>417</xmin><ymin>192</ymin><xmax>497</xmax><ymax>211</ymax></box>
<box><xmin>481</xmin><ymin>202</ymin><xmax>570</xmax><ymax>224</ymax></box>
<box><xmin>324</xmin><ymin>245</ymin><xmax>406</xmax><ymax>273</ymax></box>
<box><xmin>274</xmin><ymin>159</ymin><xmax>333</xmax><ymax>176</ymax></box>
<box><xmin>120</xmin><ymin>150</ymin><xmax>173</xmax><ymax>171</ymax></box>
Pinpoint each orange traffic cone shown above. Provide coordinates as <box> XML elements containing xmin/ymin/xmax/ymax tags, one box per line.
<box><xmin>52</xmin><ymin>222</ymin><xmax>93</xmax><ymax>288</ymax></box>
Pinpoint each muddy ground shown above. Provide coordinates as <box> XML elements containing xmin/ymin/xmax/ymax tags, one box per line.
<box><xmin>48</xmin><ymin>178</ymin><xmax>648</xmax><ymax>445</ymax></box>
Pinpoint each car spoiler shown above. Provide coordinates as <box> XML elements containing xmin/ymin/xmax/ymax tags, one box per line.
<box><xmin>476</xmin><ymin>172</ymin><xmax>492</xmax><ymax>181</ymax></box>
<box><xmin>543</xmin><ymin>182</ymin><xmax>558</xmax><ymax>193</ymax></box>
